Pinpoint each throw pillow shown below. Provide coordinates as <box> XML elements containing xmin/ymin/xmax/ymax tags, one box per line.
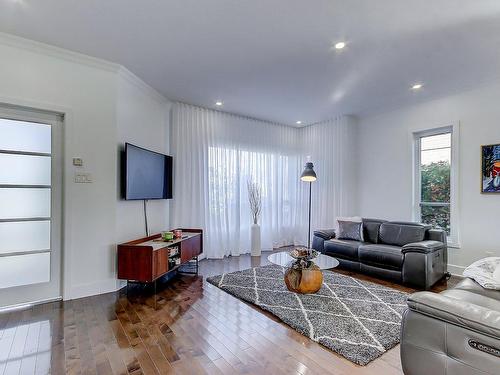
<box><xmin>337</xmin><ymin>220</ymin><xmax>363</xmax><ymax>241</ymax></box>
<box><xmin>463</xmin><ymin>257</ymin><xmax>500</xmax><ymax>290</ymax></box>
<box><xmin>335</xmin><ymin>216</ymin><xmax>364</xmax><ymax>241</ymax></box>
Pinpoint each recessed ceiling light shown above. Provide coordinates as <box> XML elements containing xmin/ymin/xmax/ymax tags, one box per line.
<box><xmin>215</xmin><ymin>101</ymin><xmax>223</xmax><ymax>106</ymax></box>
<box><xmin>296</xmin><ymin>121</ymin><xmax>302</xmax><ymax>125</ymax></box>
<box><xmin>411</xmin><ymin>83</ymin><xmax>423</xmax><ymax>90</ymax></box>
<box><xmin>334</xmin><ymin>41</ymin><xmax>346</xmax><ymax>50</ymax></box>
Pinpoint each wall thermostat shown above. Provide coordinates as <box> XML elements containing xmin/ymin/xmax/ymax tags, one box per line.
<box><xmin>73</xmin><ymin>157</ymin><xmax>83</xmax><ymax>167</ymax></box>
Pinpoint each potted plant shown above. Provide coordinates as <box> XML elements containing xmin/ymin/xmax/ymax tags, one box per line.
<box><xmin>247</xmin><ymin>180</ymin><xmax>262</xmax><ymax>257</ymax></box>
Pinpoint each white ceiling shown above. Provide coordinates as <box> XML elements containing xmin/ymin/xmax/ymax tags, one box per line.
<box><xmin>1</xmin><ymin>0</ymin><xmax>500</xmax><ymax>125</ymax></box>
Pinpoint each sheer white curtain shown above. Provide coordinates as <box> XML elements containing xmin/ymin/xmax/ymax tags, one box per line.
<box><xmin>170</xmin><ymin>103</ymin><xmax>301</xmax><ymax>258</ymax></box>
<box><xmin>170</xmin><ymin>103</ymin><xmax>356</xmax><ymax>258</ymax></box>
<box><xmin>299</xmin><ymin>116</ymin><xmax>358</xmax><ymax>240</ymax></box>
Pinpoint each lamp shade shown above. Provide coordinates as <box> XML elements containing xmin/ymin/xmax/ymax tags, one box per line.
<box><xmin>300</xmin><ymin>162</ymin><xmax>317</xmax><ymax>182</ymax></box>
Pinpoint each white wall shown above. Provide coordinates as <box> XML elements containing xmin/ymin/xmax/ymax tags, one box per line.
<box><xmin>115</xmin><ymin>71</ymin><xmax>171</xmax><ymax>244</ymax></box>
<box><xmin>5</xmin><ymin>29</ymin><xmax>497</xmax><ymax>296</ymax></box>
<box><xmin>357</xmin><ymin>82</ymin><xmax>500</xmax><ymax>273</ymax></box>
<box><xmin>0</xmin><ymin>33</ymin><xmax>170</xmax><ymax>300</ymax></box>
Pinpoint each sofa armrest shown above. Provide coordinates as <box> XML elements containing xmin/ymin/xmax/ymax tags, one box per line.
<box><xmin>313</xmin><ymin>229</ymin><xmax>336</xmax><ymax>240</ymax></box>
<box><xmin>402</xmin><ymin>240</ymin><xmax>444</xmax><ymax>254</ymax></box>
<box><xmin>426</xmin><ymin>228</ymin><xmax>447</xmax><ymax>243</ymax></box>
<box><xmin>408</xmin><ymin>291</ymin><xmax>500</xmax><ymax>338</ymax></box>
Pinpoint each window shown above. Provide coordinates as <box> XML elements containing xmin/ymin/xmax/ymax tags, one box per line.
<box><xmin>206</xmin><ymin>146</ymin><xmax>300</xmax><ymax>254</ymax></box>
<box><xmin>414</xmin><ymin>126</ymin><xmax>459</xmax><ymax>246</ymax></box>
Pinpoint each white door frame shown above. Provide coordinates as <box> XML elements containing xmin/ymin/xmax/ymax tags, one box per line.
<box><xmin>0</xmin><ymin>95</ymin><xmax>76</xmax><ymax>303</ymax></box>
<box><xmin>0</xmin><ymin>105</ymin><xmax>64</xmax><ymax>308</ymax></box>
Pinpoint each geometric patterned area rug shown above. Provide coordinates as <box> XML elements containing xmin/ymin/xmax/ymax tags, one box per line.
<box><xmin>207</xmin><ymin>264</ymin><xmax>409</xmax><ymax>366</ymax></box>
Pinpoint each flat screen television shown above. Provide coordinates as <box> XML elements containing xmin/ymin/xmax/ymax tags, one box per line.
<box><xmin>123</xmin><ymin>143</ymin><xmax>172</xmax><ymax>200</ymax></box>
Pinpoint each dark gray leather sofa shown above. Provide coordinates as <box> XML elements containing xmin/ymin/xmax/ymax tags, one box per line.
<box><xmin>401</xmin><ymin>278</ymin><xmax>500</xmax><ymax>375</ymax></box>
<box><xmin>312</xmin><ymin>218</ymin><xmax>448</xmax><ymax>289</ymax></box>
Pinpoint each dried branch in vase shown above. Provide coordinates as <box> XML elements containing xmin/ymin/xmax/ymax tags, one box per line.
<box><xmin>247</xmin><ymin>180</ymin><xmax>262</xmax><ymax>224</ymax></box>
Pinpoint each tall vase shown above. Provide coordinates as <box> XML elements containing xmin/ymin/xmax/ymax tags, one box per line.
<box><xmin>251</xmin><ymin>223</ymin><xmax>261</xmax><ymax>257</ymax></box>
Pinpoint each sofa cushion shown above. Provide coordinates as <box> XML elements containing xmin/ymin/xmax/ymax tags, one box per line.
<box><xmin>337</xmin><ymin>220</ymin><xmax>363</xmax><ymax>241</ymax></box>
<box><xmin>362</xmin><ymin>218</ymin><xmax>387</xmax><ymax>244</ymax></box>
<box><xmin>359</xmin><ymin>244</ymin><xmax>404</xmax><ymax>270</ymax></box>
<box><xmin>335</xmin><ymin>217</ymin><xmax>364</xmax><ymax>241</ymax></box>
<box><xmin>324</xmin><ymin>239</ymin><xmax>364</xmax><ymax>260</ymax></box>
<box><xmin>453</xmin><ymin>278</ymin><xmax>500</xmax><ymax>302</ymax></box>
<box><xmin>440</xmin><ymin>289</ymin><xmax>500</xmax><ymax>312</ymax></box>
<box><xmin>379</xmin><ymin>222</ymin><xmax>427</xmax><ymax>247</ymax></box>
<box><xmin>407</xmin><ymin>291</ymin><xmax>500</xmax><ymax>339</ymax></box>
<box><xmin>360</xmin><ymin>263</ymin><xmax>402</xmax><ymax>282</ymax></box>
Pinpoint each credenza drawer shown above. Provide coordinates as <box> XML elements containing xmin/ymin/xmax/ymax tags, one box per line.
<box><xmin>181</xmin><ymin>235</ymin><xmax>202</xmax><ymax>262</ymax></box>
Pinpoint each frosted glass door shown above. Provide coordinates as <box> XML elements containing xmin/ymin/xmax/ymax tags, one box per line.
<box><xmin>0</xmin><ymin>109</ymin><xmax>62</xmax><ymax>308</ymax></box>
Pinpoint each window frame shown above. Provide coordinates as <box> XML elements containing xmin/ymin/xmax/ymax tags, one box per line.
<box><xmin>412</xmin><ymin>123</ymin><xmax>460</xmax><ymax>248</ymax></box>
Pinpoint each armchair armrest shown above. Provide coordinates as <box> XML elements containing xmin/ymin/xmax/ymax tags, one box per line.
<box><xmin>402</xmin><ymin>240</ymin><xmax>444</xmax><ymax>254</ymax></box>
<box><xmin>407</xmin><ymin>291</ymin><xmax>500</xmax><ymax>339</ymax></box>
<box><xmin>313</xmin><ymin>229</ymin><xmax>336</xmax><ymax>240</ymax></box>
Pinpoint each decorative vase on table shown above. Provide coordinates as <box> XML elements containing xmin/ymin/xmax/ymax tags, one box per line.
<box><xmin>248</xmin><ymin>180</ymin><xmax>262</xmax><ymax>257</ymax></box>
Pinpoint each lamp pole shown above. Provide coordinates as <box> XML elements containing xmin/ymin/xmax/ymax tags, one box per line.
<box><xmin>307</xmin><ymin>181</ymin><xmax>312</xmax><ymax>248</ymax></box>
<box><xmin>300</xmin><ymin>162</ymin><xmax>317</xmax><ymax>249</ymax></box>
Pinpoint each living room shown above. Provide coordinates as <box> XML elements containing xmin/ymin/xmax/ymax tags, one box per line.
<box><xmin>0</xmin><ymin>1</ymin><xmax>498</xmax><ymax>374</ymax></box>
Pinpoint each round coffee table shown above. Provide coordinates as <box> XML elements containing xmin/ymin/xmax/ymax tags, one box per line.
<box><xmin>268</xmin><ymin>251</ymin><xmax>339</xmax><ymax>294</ymax></box>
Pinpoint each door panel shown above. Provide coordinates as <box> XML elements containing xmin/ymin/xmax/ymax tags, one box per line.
<box><xmin>0</xmin><ymin>221</ymin><xmax>51</xmax><ymax>254</ymax></box>
<box><xmin>0</xmin><ymin>153</ymin><xmax>52</xmax><ymax>185</ymax></box>
<box><xmin>0</xmin><ymin>118</ymin><xmax>51</xmax><ymax>153</ymax></box>
<box><xmin>0</xmin><ymin>252</ymin><xmax>51</xmax><ymax>289</ymax></box>
<box><xmin>0</xmin><ymin>188</ymin><xmax>51</xmax><ymax>219</ymax></box>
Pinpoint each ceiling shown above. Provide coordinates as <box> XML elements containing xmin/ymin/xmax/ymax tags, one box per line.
<box><xmin>1</xmin><ymin>0</ymin><xmax>500</xmax><ymax>126</ymax></box>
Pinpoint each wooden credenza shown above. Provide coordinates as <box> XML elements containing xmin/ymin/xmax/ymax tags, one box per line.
<box><xmin>117</xmin><ymin>229</ymin><xmax>202</xmax><ymax>283</ymax></box>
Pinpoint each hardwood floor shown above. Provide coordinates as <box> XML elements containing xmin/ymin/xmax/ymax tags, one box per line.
<box><xmin>0</xmin><ymin>251</ymin><xmax>458</xmax><ymax>375</ymax></box>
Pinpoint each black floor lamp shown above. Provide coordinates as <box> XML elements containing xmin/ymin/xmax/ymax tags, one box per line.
<box><xmin>300</xmin><ymin>162</ymin><xmax>317</xmax><ymax>248</ymax></box>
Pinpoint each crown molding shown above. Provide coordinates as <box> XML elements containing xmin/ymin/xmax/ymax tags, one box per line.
<box><xmin>0</xmin><ymin>32</ymin><xmax>170</xmax><ymax>106</ymax></box>
<box><xmin>0</xmin><ymin>32</ymin><xmax>120</xmax><ymax>73</ymax></box>
<box><xmin>117</xmin><ymin>66</ymin><xmax>169</xmax><ymax>105</ymax></box>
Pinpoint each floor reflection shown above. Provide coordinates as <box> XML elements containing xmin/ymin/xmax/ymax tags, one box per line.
<box><xmin>0</xmin><ymin>318</ymin><xmax>51</xmax><ymax>374</ymax></box>
<box><xmin>121</xmin><ymin>272</ymin><xmax>203</xmax><ymax>315</ymax></box>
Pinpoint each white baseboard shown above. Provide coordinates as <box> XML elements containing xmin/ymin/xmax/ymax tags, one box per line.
<box><xmin>118</xmin><ymin>280</ymin><xmax>127</xmax><ymax>289</ymax></box>
<box><xmin>69</xmin><ymin>279</ymin><xmax>122</xmax><ymax>300</ymax></box>
<box><xmin>448</xmin><ymin>264</ymin><xmax>466</xmax><ymax>276</ymax></box>
<box><xmin>0</xmin><ymin>296</ymin><xmax>62</xmax><ymax>313</ymax></box>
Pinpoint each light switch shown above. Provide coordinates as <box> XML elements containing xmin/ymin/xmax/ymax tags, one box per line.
<box><xmin>74</xmin><ymin>173</ymin><xmax>93</xmax><ymax>183</ymax></box>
